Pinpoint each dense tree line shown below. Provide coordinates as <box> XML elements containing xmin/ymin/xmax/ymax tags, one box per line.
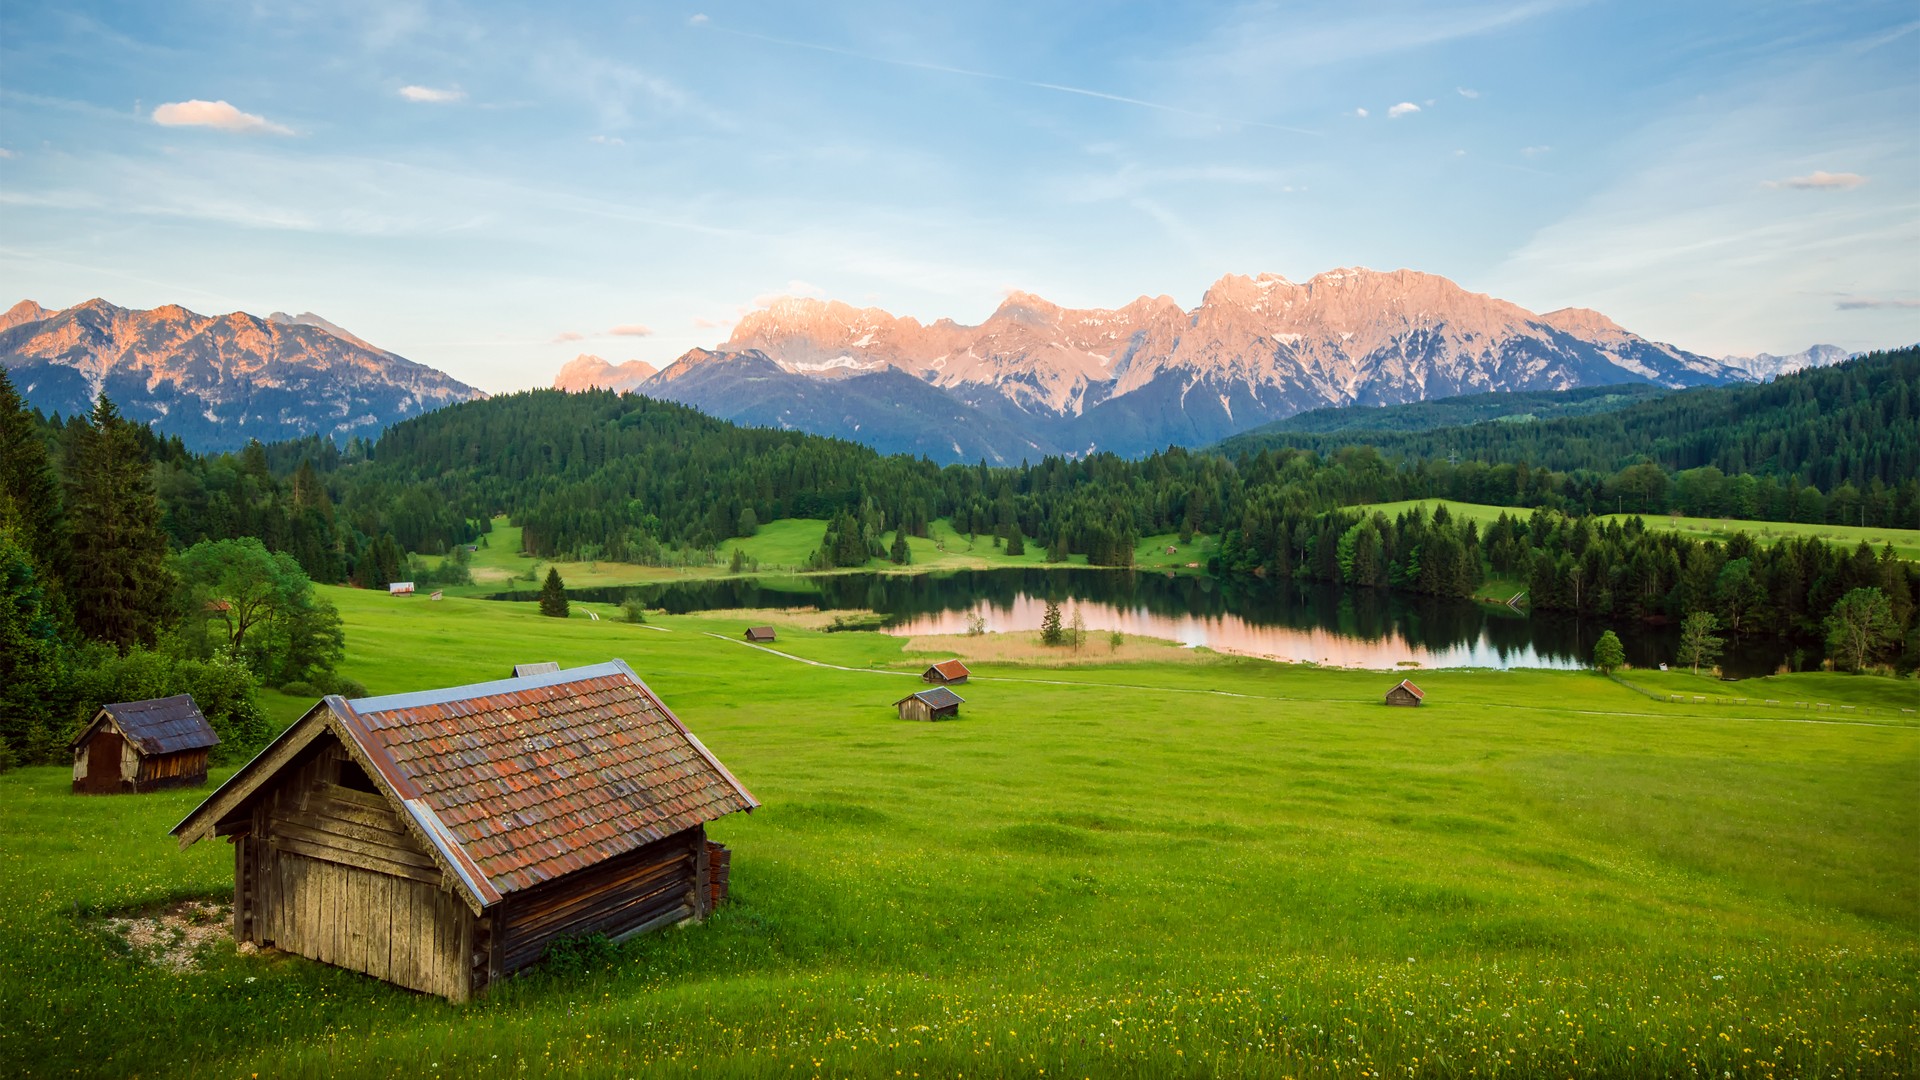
<box><xmin>1220</xmin><ymin>348</ymin><xmax>1920</xmax><ymax>527</ymax></box>
<box><xmin>0</xmin><ymin>373</ymin><xmax>346</xmax><ymax>767</ymax></box>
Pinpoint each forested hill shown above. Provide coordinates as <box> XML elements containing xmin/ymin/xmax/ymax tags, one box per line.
<box><xmin>1249</xmin><ymin>383</ymin><xmax>1671</xmax><ymax>436</ymax></box>
<box><xmin>1218</xmin><ymin>347</ymin><xmax>1919</xmax><ymax>492</ymax></box>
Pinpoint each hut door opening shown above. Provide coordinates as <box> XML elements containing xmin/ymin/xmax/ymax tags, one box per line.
<box><xmin>87</xmin><ymin>730</ymin><xmax>124</xmax><ymax>793</ymax></box>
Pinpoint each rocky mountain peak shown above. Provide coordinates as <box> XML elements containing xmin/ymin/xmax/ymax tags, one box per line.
<box><xmin>1</xmin><ymin>300</ymin><xmax>53</xmax><ymax>332</ymax></box>
<box><xmin>552</xmin><ymin>353</ymin><xmax>659</xmax><ymax>394</ymax></box>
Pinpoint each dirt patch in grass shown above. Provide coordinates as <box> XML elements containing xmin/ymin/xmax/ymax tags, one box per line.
<box><xmin>899</xmin><ymin>631</ymin><xmax>1217</xmax><ymax>666</ymax></box>
<box><xmin>101</xmin><ymin>899</ymin><xmax>233</xmax><ymax>972</ymax></box>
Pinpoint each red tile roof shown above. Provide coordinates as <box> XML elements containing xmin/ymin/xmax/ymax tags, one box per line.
<box><xmin>339</xmin><ymin>662</ymin><xmax>757</xmax><ymax>898</ymax></box>
<box><xmin>1394</xmin><ymin>679</ymin><xmax>1425</xmax><ymax>699</ymax></box>
<box><xmin>927</xmin><ymin>660</ymin><xmax>970</xmax><ymax>680</ymax></box>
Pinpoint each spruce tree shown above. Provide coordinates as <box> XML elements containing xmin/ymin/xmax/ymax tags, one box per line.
<box><xmin>889</xmin><ymin>531</ymin><xmax>911</xmax><ymax>565</ymax></box>
<box><xmin>539</xmin><ymin>567</ymin><xmax>570</xmax><ymax>618</ymax></box>
<box><xmin>65</xmin><ymin>395</ymin><xmax>170</xmax><ymax>651</ymax></box>
<box><xmin>0</xmin><ymin>369</ymin><xmax>68</xmax><ymax>594</ymax></box>
<box><xmin>1040</xmin><ymin>599</ymin><xmax>1064</xmax><ymax>646</ymax></box>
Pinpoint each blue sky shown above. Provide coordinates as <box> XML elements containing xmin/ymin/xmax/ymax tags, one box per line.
<box><xmin>1</xmin><ymin>1</ymin><xmax>1915</xmax><ymax>393</ymax></box>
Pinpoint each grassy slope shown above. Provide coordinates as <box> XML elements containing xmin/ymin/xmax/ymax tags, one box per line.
<box><xmin>2</xmin><ymin>587</ymin><xmax>1915</xmax><ymax>1078</ymax></box>
<box><xmin>1353</xmin><ymin>499</ymin><xmax>1920</xmax><ymax>561</ymax></box>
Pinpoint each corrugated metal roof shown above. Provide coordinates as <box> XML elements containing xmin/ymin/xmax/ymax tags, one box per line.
<box><xmin>336</xmin><ymin>661</ymin><xmax>757</xmax><ymax>899</ymax></box>
<box><xmin>897</xmin><ymin>687</ymin><xmax>964</xmax><ymax>709</ymax></box>
<box><xmin>84</xmin><ymin>695</ymin><xmax>219</xmax><ymax>754</ymax></box>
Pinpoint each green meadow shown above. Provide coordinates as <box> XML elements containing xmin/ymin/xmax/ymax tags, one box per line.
<box><xmin>2</xmin><ymin>586</ymin><xmax>1916</xmax><ymax>1077</ymax></box>
<box><xmin>1354</xmin><ymin>499</ymin><xmax>1920</xmax><ymax>562</ymax></box>
<box><xmin>442</xmin><ymin>516</ymin><xmax>1214</xmax><ymax>596</ymax></box>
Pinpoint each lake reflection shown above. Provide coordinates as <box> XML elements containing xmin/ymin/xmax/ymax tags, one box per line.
<box><xmin>886</xmin><ymin>590</ymin><xmax>1583</xmax><ymax>670</ymax></box>
<box><xmin>491</xmin><ymin>567</ymin><xmax>1797</xmax><ymax>675</ymax></box>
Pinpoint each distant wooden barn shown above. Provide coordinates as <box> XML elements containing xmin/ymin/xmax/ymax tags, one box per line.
<box><xmin>72</xmin><ymin>695</ymin><xmax>220</xmax><ymax>794</ymax></box>
<box><xmin>171</xmin><ymin>661</ymin><xmax>758</xmax><ymax>1001</ymax></box>
<box><xmin>510</xmin><ymin>662</ymin><xmax>560</xmax><ymax>677</ymax></box>
<box><xmin>922</xmin><ymin>659</ymin><xmax>971</xmax><ymax>685</ymax></box>
<box><xmin>388</xmin><ymin>581</ymin><xmax>415</xmax><ymax>596</ymax></box>
<box><xmin>895</xmin><ymin>686</ymin><xmax>963</xmax><ymax>721</ymax></box>
<box><xmin>744</xmin><ymin>626</ymin><xmax>776</xmax><ymax>643</ymax></box>
<box><xmin>1386</xmin><ymin>679</ymin><xmax>1425</xmax><ymax>707</ymax></box>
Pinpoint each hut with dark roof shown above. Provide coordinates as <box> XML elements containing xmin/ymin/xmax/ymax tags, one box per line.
<box><xmin>921</xmin><ymin>659</ymin><xmax>971</xmax><ymax>685</ymax></box>
<box><xmin>171</xmin><ymin>661</ymin><xmax>758</xmax><ymax>1001</ymax></box>
<box><xmin>895</xmin><ymin>686</ymin><xmax>963</xmax><ymax>721</ymax></box>
<box><xmin>744</xmin><ymin>626</ymin><xmax>776</xmax><ymax>643</ymax></box>
<box><xmin>72</xmin><ymin>695</ymin><xmax>220</xmax><ymax>794</ymax></box>
<box><xmin>1386</xmin><ymin>679</ymin><xmax>1425</xmax><ymax>707</ymax></box>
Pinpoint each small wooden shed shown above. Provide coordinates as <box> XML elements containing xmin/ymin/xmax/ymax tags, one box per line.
<box><xmin>922</xmin><ymin>659</ymin><xmax>971</xmax><ymax>685</ymax></box>
<box><xmin>510</xmin><ymin>662</ymin><xmax>560</xmax><ymax>677</ymax></box>
<box><xmin>1386</xmin><ymin>679</ymin><xmax>1425</xmax><ymax>707</ymax></box>
<box><xmin>388</xmin><ymin>581</ymin><xmax>415</xmax><ymax>596</ymax></box>
<box><xmin>171</xmin><ymin>660</ymin><xmax>758</xmax><ymax>1001</ymax></box>
<box><xmin>895</xmin><ymin>686</ymin><xmax>963</xmax><ymax>721</ymax></box>
<box><xmin>72</xmin><ymin>695</ymin><xmax>220</xmax><ymax>794</ymax></box>
<box><xmin>744</xmin><ymin>626</ymin><xmax>776</xmax><ymax>643</ymax></box>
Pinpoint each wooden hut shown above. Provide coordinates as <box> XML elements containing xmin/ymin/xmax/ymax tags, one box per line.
<box><xmin>171</xmin><ymin>660</ymin><xmax>758</xmax><ymax>1001</ymax></box>
<box><xmin>921</xmin><ymin>659</ymin><xmax>971</xmax><ymax>685</ymax></box>
<box><xmin>72</xmin><ymin>695</ymin><xmax>220</xmax><ymax>794</ymax></box>
<box><xmin>895</xmin><ymin>686</ymin><xmax>963</xmax><ymax>721</ymax></box>
<box><xmin>1386</xmin><ymin>679</ymin><xmax>1425</xmax><ymax>707</ymax></box>
<box><xmin>744</xmin><ymin>626</ymin><xmax>776</xmax><ymax>643</ymax></box>
<box><xmin>388</xmin><ymin>581</ymin><xmax>415</xmax><ymax>596</ymax></box>
<box><xmin>510</xmin><ymin>662</ymin><xmax>559</xmax><ymax>677</ymax></box>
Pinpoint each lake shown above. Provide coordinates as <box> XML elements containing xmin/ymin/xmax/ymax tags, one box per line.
<box><xmin>489</xmin><ymin>568</ymin><xmax>1806</xmax><ymax>675</ymax></box>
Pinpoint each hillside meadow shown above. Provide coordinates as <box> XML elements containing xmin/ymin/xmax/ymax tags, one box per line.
<box><xmin>1354</xmin><ymin>500</ymin><xmax>1920</xmax><ymax>562</ymax></box>
<box><xmin>2</xmin><ymin>586</ymin><xmax>1916</xmax><ymax>1077</ymax></box>
<box><xmin>437</xmin><ymin>517</ymin><xmax>1215</xmax><ymax>596</ymax></box>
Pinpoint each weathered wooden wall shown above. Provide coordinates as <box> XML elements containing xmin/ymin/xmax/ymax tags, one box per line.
<box><xmin>898</xmin><ymin>698</ymin><xmax>931</xmax><ymax>722</ymax></box>
<box><xmin>238</xmin><ymin>742</ymin><xmax>478</xmax><ymax>999</ymax></box>
<box><xmin>135</xmin><ymin>749</ymin><xmax>209</xmax><ymax>791</ymax></box>
<box><xmin>492</xmin><ymin>825</ymin><xmax>705</xmax><ymax>978</ymax></box>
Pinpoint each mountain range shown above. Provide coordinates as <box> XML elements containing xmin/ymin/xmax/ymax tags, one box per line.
<box><xmin>561</xmin><ymin>268</ymin><xmax>1825</xmax><ymax>462</ymax></box>
<box><xmin>0</xmin><ymin>298</ymin><xmax>483</xmax><ymax>451</ymax></box>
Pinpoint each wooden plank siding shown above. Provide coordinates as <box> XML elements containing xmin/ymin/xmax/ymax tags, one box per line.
<box><xmin>491</xmin><ymin>826</ymin><xmax>705</xmax><ymax>976</ymax></box>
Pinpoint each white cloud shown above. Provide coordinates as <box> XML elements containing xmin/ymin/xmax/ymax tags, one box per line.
<box><xmin>399</xmin><ymin>85</ymin><xmax>466</xmax><ymax>104</ymax></box>
<box><xmin>0</xmin><ymin>148</ymin><xmax>14</xmax><ymax>158</ymax></box>
<box><xmin>589</xmin><ymin>134</ymin><xmax>625</xmax><ymax>146</ymax></box>
<box><xmin>1457</xmin><ymin>87</ymin><xmax>1480</xmax><ymax>99</ymax></box>
<box><xmin>551</xmin><ymin>330</ymin><xmax>585</xmax><ymax>342</ymax></box>
<box><xmin>607</xmin><ymin>323</ymin><xmax>653</xmax><ymax>336</ymax></box>
<box><xmin>1353</xmin><ymin>107</ymin><xmax>1369</xmax><ymax>118</ymax></box>
<box><xmin>1765</xmin><ymin>170</ymin><xmax>1866</xmax><ymax>190</ymax></box>
<box><xmin>151</xmin><ymin>100</ymin><xmax>292</xmax><ymax>135</ymax></box>
<box><xmin>1388</xmin><ymin>101</ymin><xmax>1420</xmax><ymax>118</ymax></box>
<box><xmin>1521</xmin><ymin>145</ymin><xmax>1552</xmax><ymax>157</ymax></box>
<box><xmin>689</xmin><ymin>13</ymin><xmax>709</xmax><ymax>25</ymax></box>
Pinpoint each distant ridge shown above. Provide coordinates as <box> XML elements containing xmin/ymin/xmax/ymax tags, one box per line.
<box><xmin>575</xmin><ymin>267</ymin><xmax>1757</xmax><ymax>462</ymax></box>
<box><xmin>1</xmin><ymin>299</ymin><xmax>483</xmax><ymax>451</ymax></box>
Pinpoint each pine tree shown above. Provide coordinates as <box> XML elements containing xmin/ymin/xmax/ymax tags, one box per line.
<box><xmin>0</xmin><ymin>369</ymin><xmax>69</xmax><ymax>596</ymax></box>
<box><xmin>1040</xmin><ymin>599</ymin><xmax>1064</xmax><ymax>646</ymax></box>
<box><xmin>889</xmin><ymin>531</ymin><xmax>911</xmax><ymax>565</ymax></box>
<box><xmin>538</xmin><ymin>566</ymin><xmax>570</xmax><ymax>618</ymax></box>
<box><xmin>65</xmin><ymin>395</ymin><xmax>171</xmax><ymax>651</ymax></box>
<box><xmin>1005</xmin><ymin>528</ymin><xmax>1024</xmax><ymax>556</ymax></box>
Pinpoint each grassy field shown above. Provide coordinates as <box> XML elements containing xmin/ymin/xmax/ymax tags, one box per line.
<box><xmin>1353</xmin><ymin>500</ymin><xmax>1920</xmax><ymax>561</ymax></box>
<box><xmin>2</xmin><ymin>586</ymin><xmax>1916</xmax><ymax>1078</ymax></box>
<box><xmin>436</xmin><ymin>516</ymin><xmax>1217</xmax><ymax>596</ymax></box>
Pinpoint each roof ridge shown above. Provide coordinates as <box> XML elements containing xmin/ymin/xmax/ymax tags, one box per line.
<box><xmin>349</xmin><ymin>661</ymin><xmax>629</xmax><ymax>714</ymax></box>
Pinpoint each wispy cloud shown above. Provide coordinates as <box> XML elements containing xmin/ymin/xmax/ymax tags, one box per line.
<box><xmin>700</xmin><ymin>23</ymin><xmax>1320</xmax><ymax>137</ymax></box>
<box><xmin>1388</xmin><ymin>101</ymin><xmax>1421</xmax><ymax>118</ymax></box>
<box><xmin>692</xmin><ymin>316</ymin><xmax>727</xmax><ymax>330</ymax></box>
<box><xmin>607</xmin><ymin>323</ymin><xmax>653</xmax><ymax>336</ymax></box>
<box><xmin>589</xmin><ymin>134</ymin><xmax>625</xmax><ymax>146</ymax></box>
<box><xmin>688</xmin><ymin>13</ymin><xmax>709</xmax><ymax>25</ymax></box>
<box><xmin>1835</xmin><ymin>296</ymin><xmax>1920</xmax><ymax>310</ymax></box>
<box><xmin>151</xmin><ymin>99</ymin><xmax>292</xmax><ymax>135</ymax></box>
<box><xmin>399</xmin><ymin>85</ymin><xmax>466</xmax><ymax>104</ymax></box>
<box><xmin>1521</xmin><ymin>145</ymin><xmax>1552</xmax><ymax>156</ymax></box>
<box><xmin>551</xmin><ymin>330</ymin><xmax>585</xmax><ymax>342</ymax></box>
<box><xmin>0</xmin><ymin>148</ymin><xmax>14</xmax><ymax>159</ymax></box>
<box><xmin>1766</xmin><ymin>170</ymin><xmax>1866</xmax><ymax>190</ymax></box>
<box><xmin>1457</xmin><ymin>87</ymin><xmax>1481</xmax><ymax>98</ymax></box>
<box><xmin>1352</xmin><ymin>107</ymin><xmax>1369</xmax><ymax>118</ymax></box>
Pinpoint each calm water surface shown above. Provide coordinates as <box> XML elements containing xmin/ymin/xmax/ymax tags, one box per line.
<box><xmin>493</xmin><ymin>568</ymin><xmax>1804</xmax><ymax>675</ymax></box>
